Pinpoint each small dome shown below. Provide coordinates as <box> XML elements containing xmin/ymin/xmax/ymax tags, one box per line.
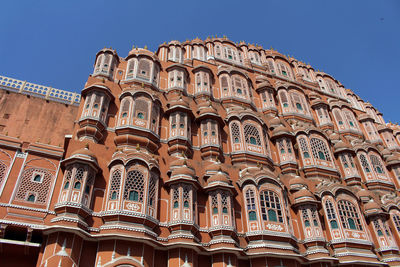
<box><xmin>207</xmin><ymin>172</ymin><xmax>232</xmax><ymax>185</ymax></box>
<box><xmin>272</xmin><ymin>124</ymin><xmax>292</xmax><ymax>138</ymax></box>
<box><xmin>364</xmin><ymin>200</ymin><xmax>380</xmax><ymax>212</ymax></box>
<box><xmin>168</xmin><ymin>95</ymin><xmax>190</xmax><ymax>110</ymax></box>
<box><xmin>293</xmin><ymin>188</ymin><xmax>314</xmax><ymax>200</ymax></box>
<box><xmin>71</xmin><ymin>146</ymin><xmax>97</xmax><ymax>160</ymax></box>
<box><xmin>171</xmin><ymin>166</ymin><xmax>195</xmax><ymax>178</ymax></box>
<box><xmin>269</xmin><ymin>117</ymin><xmax>281</xmax><ymax>128</ymax></box>
<box><xmin>289</xmin><ymin>175</ymin><xmax>307</xmax><ymax>191</ymax></box>
<box><xmin>204</xmin><ymin>160</ymin><xmax>227</xmax><ymax>174</ymax></box>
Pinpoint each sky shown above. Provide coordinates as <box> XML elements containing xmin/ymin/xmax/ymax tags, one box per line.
<box><xmin>0</xmin><ymin>0</ymin><xmax>399</xmax><ymax>122</ymax></box>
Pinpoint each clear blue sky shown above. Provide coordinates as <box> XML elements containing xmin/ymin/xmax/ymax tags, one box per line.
<box><xmin>1</xmin><ymin>0</ymin><xmax>399</xmax><ymax>122</ymax></box>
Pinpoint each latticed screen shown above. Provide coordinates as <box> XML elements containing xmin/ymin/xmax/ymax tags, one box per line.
<box><xmin>325</xmin><ymin>200</ymin><xmax>338</xmax><ymax>228</ymax></box>
<box><xmin>310</xmin><ymin>138</ymin><xmax>331</xmax><ymax>161</ymax></box>
<box><xmin>109</xmin><ymin>169</ymin><xmax>122</xmax><ymax>200</ymax></box>
<box><xmin>231</xmin><ymin>122</ymin><xmax>241</xmax><ymax>143</ymax></box>
<box><xmin>359</xmin><ymin>154</ymin><xmax>371</xmax><ymax>173</ymax></box>
<box><xmin>245</xmin><ymin>189</ymin><xmax>257</xmax><ymax>221</ymax></box>
<box><xmin>337</xmin><ymin>200</ymin><xmax>363</xmax><ymax>231</ymax></box>
<box><xmin>211</xmin><ymin>192</ymin><xmax>218</xmax><ymax>214</ymax></box>
<box><xmin>299</xmin><ymin>137</ymin><xmax>310</xmax><ymax>158</ymax></box>
<box><xmin>134</xmin><ymin>99</ymin><xmax>148</xmax><ymax>120</ymax></box>
<box><xmin>15</xmin><ymin>168</ymin><xmax>53</xmax><ymax>204</ymax></box>
<box><xmin>123</xmin><ymin>170</ymin><xmax>145</xmax><ymax>202</ymax></box>
<box><xmin>137</xmin><ymin>59</ymin><xmax>151</xmax><ymax>80</ymax></box>
<box><xmin>244</xmin><ymin>124</ymin><xmax>261</xmax><ymax>146</ymax></box>
<box><xmin>259</xmin><ymin>190</ymin><xmax>283</xmax><ymax>223</ymax></box>
<box><xmin>0</xmin><ymin>161</ymin><xmax>7</xmax><ymax>185</ymax></box>
<box><xmin>147</xmin><ymin>173</ymin><xmax>157</xmax><ymax>207</ymax></box>
<box><xmin>370</xmin><ymin>154</ymin><xmax>385</xmax><ymax>174</ymax></box>
<box><xmin>392</xmin><ymin>214</ymin><xmax>400</xmax><ymax>232</ymax></box>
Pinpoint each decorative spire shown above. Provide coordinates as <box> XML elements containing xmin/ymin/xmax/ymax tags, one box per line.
<box><xmin>136</xmin><ymin>143</ymin><xmax>140</xmax><ymax>151</ymax></box>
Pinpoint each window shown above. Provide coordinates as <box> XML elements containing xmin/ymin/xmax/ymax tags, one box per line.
<box><xmin>279</xmin><ymin>91</ymin><xmax>289</xmax><ymax>108</ymax></box>
<box><xmin>27</xmin><ymin>194</ymin><xmax>35</xmax><ymax>202</ymax></box>
<box><xmin>134</xmin><ymin>99</ymin><xmax>148</xmax><ymax>121</ymax></box>
<box><xmin>370</xmin><ymin>154</ymin><xmax>385</xmax><ymax>175</ymax></box>
<box><xmin>299</xmin><ymin>137</ymin><xmax>311</xmax><ymax>159</ymax></box>
<box><xmin>245</xmin><ymin>189</ymin><xmax>257</xmax><ymax>221</ymax></box>
<box><xmin>260</xmin><ymin>190</ymin><xmax>283</xmax><ymax>223</ymax></box>
<box><xmin>359</xmin><ymin>153</ymin><xmax>371</xmax><ymax>173</ymax></box>
<box><xmin>392</xmin><ymin>213</ymin><xmax>400</xmax><ymax>232</ymax></box>
<box><xmin>337</xmin><ymin>200</ymin><xmax>363</xmax><ymax>230</ymax></box>
<box><xmin>74</xmin><ymin>181</ymin><xmax>81</xmax><ymax>189</ymax></box>
<box><xmin>33</xmin><ymin>174</ymin><xmax>42</xmax><ymax>182</ymax></box>
<box><xmin>123</xmin><ymin>170</ymin><xmax>144</xmax><ymax>202</ymax></box>
<box><xmin>310</xmin><ymin>137</ymin><xmax>331</xmax><ymax>161</ymax></box>
<box><xmin>244</xmin><ymin>124</ymin><xmax>262</xmax><ymax>146</ymax></box>
<box><xmin>63</xmin><ymin>181</ymin><xmax>69</xmax><ymax>189</ymax></box>
<box><xmin>231</xmin><ymin>122</ymin><xmax>241</xmax><ymax>144</ymax></box>
<box><xmin>325</xmin><ymin>200</ymin><xmax>338</xmax><ymax>229</ymax></box>
<box><xmin>109</xmin><ymin>169</ymin><xmax>121</xmax><ymax>201</ymax></box>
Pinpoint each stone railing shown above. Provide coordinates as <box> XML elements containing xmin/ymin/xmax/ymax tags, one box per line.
<box><xmin>0</xmin><ymin>75</ymin><xmax>81</xmax><ymax>106</ymax></box>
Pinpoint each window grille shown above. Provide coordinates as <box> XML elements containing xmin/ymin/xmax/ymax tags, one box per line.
<box><xmin>370</xmin><ymin>154</ymin><xmax>385</xmax><ymax>174</ymax></box>
<box><xmin>183</xmin><ymin>185</ymin><xmax>190</xmax><ymax>208</ymax></box>
<box><xmin>299</xmin><ymin>137</ymin><xmax>310</xmax><ymax>158</ymax></box>
<box><xmin>325</xmin><ymin>200</ymin><xmax>338</xmax><ymax>229</ymax></box>
<box><xmin>279</xmin><ymin>91</ymin><xmax>289</xmax><ymax>107</ymax></box>
<box><xmin>334</xmin><ymin>110</ymin><xmax>344</xmax><ymax>125</ymax></box>
<box><xmin>245</xmin><ymin>189</ymin><xmax>257</xmax><ymax>221</ymax></box>
<box><xmin>310</xmin><ymin>138</ymin><xmax>331</xmax><ymax>161</ymax></box>
<box><xmin>221</xmin><ymin>192</ymin><xmax>228</xmax><ymax>214</ymax></box>
<box><xmin>231</xmin><ymin>122</ymin><xmax>241</xmax><ymax>143</ymax></box>
<box><xmin>0</xmin><ymin>161</ymin><xmax>8</xmax><ymax>185</ymax></box>
<box><xmin>109</xmin><ymin>169</ymin><xmax>121</xmax><ymax>200</ymax></box>
<box><xmin>172</xmin><ymin>187</ymin><xmax>179</xmax><ymax>208</ymax></box>
<box><xmin>260</xmin><ymin>190</ymin><xmax>283</xmax><ymax>223</ymax></box>
<box><xmin>337</xmin><ymin>200</ymin><xmax>363</xmax><ymax>230</ymax></box>
<box><xmin>126</xmin><ymin>59</ymin><xmax>135</xmax><ymax>79</ymax></box>
<box><xmin>244</xmin><ymin>124</ymin><xmax>262</xmax><ymax>146</ymax></box>
<box><xmin>392</xmin><ymin>214</ymin><xmax>400</xmax><ymax>232</ymax></box>
<box><xmin>137</xmin><ymin>59</ymin><xmax>151</xmax><ymax>80</ymax></box>
<box><xmin>123</xmin><ymin>170</ymin><xmax>144</xmax><ymax>202</ymax></box>
<box><xmin>211</xmin><ymin>192</ymin><xmax>218</xmax><ymax>214</ymax></box>
<box><xmin>134</xmin><ymin>99</ymin><xmax>148</xmax><ymax>120</ymax></box>
<box><xmin>15</xmin><ymin>168</ymin><xmax>53</xmax><ymax>204</ymax></box>
<box><xmin>220</xmin><ymin>76</ymin><xmax>229</xmax><ymax>91</ymax></box>
<box><xmin>147</xmin><ymin>173</ymin><xmax>157</xmax><ymax>208</ymax></box>
<box><xmin>359</xmin><ymin>153</ymin><xmax>371</xmax><ymax>173</ymax></box>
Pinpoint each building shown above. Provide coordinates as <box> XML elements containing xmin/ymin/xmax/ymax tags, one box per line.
<box><xmin>0</xmin><ymin>36</ymin><xmax>400</xmax><ymax>266</ymax></box>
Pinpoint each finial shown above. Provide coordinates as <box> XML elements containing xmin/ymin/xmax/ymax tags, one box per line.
<box><xmin>141</xmin><ymin>82</ymin><xmax>145</xmax><ymax>88</ymax></box>
<box><xmin>102</xmin><ymin>78</ymin><xmax>105</xmax><ymax>83</ymax></box>
<box><xmin>132</xmin><ymin>44</ymin><xmax>135</xmax><ymax>50</ymax></box>
<box><xmin>136</xmin><ymin>143</ymin><xmax>140</xmax><ymax>151</ymax></box>
<box><xmin>144</xmin><ymin>45</ymin><xmax>148</xmax><ymax>49</ymax></box>
<box><xmin>5</xmin><ymin>132</ymin><xmax>8</xmax><ymax>136</ymax></box>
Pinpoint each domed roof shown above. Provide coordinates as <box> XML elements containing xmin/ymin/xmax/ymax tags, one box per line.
<box><xmin>204</xmin><ymin>159</ymin><xmax>228</xmax><ymax>174</ymax></box>
<box><xmin>171</xmin><ymin>166</ymin><xmax>196</xmax><ymax>178</ymax></box>
<box><xmin>289</xmin><ymin>175</ymin><xmax>307</xmax><ymax>191</ymax></box>
<box><xmin>364</xmin><ymin>199</ymin><xmax>381</xmax><ymax>214</ymax></box>
<box><xmin>293</xmin><ymin>188</ymin><xmax>314</xmax><ymax>200</ymax></box>
<box><xmin>71</xmin><ymin>146</ymin><xmax>97</xmax><ymax>160</ymax></box>
<box><xmin>167</xmin><ymin>95</ymin><xmax>190</xmax><ymax>111</ymax></box>
<box><xmin>271</xmin><ymin>124</ymin><xmax>292</xmax><ymax>138</ymax></box>
<box><xmin>356</xmin><ymin>188</ymin><xmax>371</xmax><ymax>199</ymax></box>
<box><xmin>207</xmin><ymin>172</ymin><xmax>232</xmax><ymax>185</ymax></box>
<box><xmin>269</xmin><ymin>117</ymin><xmax>281</xmax><ymax>128</ymax></box>
<box><xmin>197</xmin><ymin>101</ymin><xmax>219</xmax><ymax>119</ymax></box>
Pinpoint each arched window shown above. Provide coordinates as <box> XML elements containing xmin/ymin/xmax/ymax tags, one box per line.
<box><xmin>33</xmin><ymin>174</ymin><xmax>41</xmax><ymax>182</ymax></box>
<box><xmin>211</xmin><ymin>193</ymin><xmax>218</xmax><ymax>214</ymax></box>
<box><xmin>325</xmin><ymin>200</ymin><xmax>338</xmax><ymax>229</ymax></box>
<box><xmin>299</xmin><ymin>137</ymin><xmax>310</xmax><ymax>159</ymax></box>
<box><xmin>279</xmin><ymin>91</ymin><xmax>289</xmax><ymax>108</ymax></box>
<box><xmin>260</xmin><ymin>190</ymin><xmax>283</xmax><ymax>223</ymax></box>
<box><xmin>220</xmin><ymin>76</ymin><xmax>229</xmax><ymax>93</ymax></box>
<box><xmin>134</xmin><ymin>99</ymin><xmax>148</xmax><ymax>120</ymax></box>
<box><xmin>231</xmin><ymin>122</ymin><xmax>241</xmax><ymax>144</ymax></box>
<box><xmin>74</xmin><ymin>181</ymin><xmax>81</xmax><ymax>189</ymax></box>
<box><xmin>123</xmin><ymin>170</ymin><xmax>144</xmax><ymax>203</ymax></box>
<box><xmin>310</xmin><ymin>138</ymin><xmax>331</xmax><ymax>161</ymax></box>
<box><xmin>370</xmin><ymin>154</ymin><xmax>385</xmax><ymax>174</ymax></box>
<box><xmin>109</xmin><ymin>169</ymin><xmax>121</xmax><ymax>201</ymax></box>
<box><xmin>27</xmin><ymin>194</ymin><xmax>36</xmax><ymax>202</ymax></box>
<box><xmin>337</xmin><ymin>200</ymin><xmax>363</xmax><ymax>230</ymax></box>
<box><xmin>137</xmin><ymin>59</ymin><xmax>151</xmax><ymax>81</ymax></box>
<box><xmin>391</xmin><ymin>212</ymin><xmax>400</xmax><ymax>232</ymax></box>
<box><xmin>359</xmin><ymin>153</ymin><xmax>371</xmax><ymax>173</ymax></box>
<box><xmin>334</xmin><ymin>110</ymin><xmax>344</xmax><ymax>126</ymax></box>
<box><xmin>126</xmin><ymin>59</ymin><xmax>136</xmax><ymax>79</ymax></box>
<box><xmin>63</xmin><ymin>181</ymin><xmax>69</xmax><ymax>189</ymax></box>
<box><xmin>243</xmin><ymin>124</ymin><xmax>261</xmax><ymax>146</ymax></box>
<box><xmin>245</xmin><ymin>189</ymin><xmax>257</xmax><ymax>221</ymax></box>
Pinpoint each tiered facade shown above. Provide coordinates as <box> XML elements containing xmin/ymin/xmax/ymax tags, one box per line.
<box><xmin>1</xmin><ymin>37</ymin><xmax>400</xmax><ymax>266</ymax></box>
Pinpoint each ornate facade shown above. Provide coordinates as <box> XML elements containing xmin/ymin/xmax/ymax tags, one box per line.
<box><xmin>0</xmin><ymin>37</ymin><xmax>400</xmax><ymax>266</ymax></box>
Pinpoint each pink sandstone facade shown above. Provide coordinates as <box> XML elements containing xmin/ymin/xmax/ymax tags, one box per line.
<box><xmin>1</xmin><ymin>37</ymin><xmax>400</xmax><ymax>266</ymax></box>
